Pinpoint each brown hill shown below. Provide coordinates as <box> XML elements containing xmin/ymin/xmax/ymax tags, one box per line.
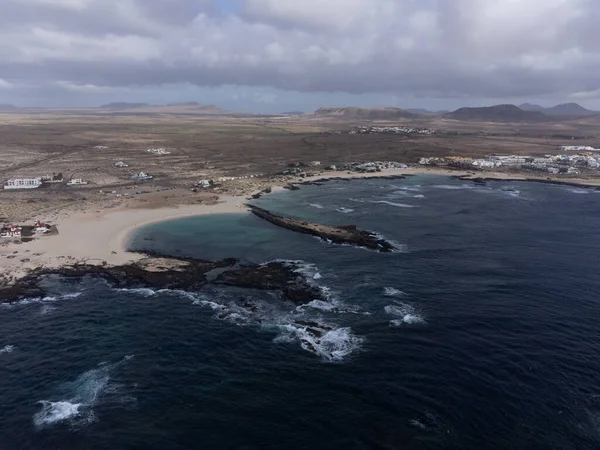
<box><xmin>99</xmin><ymin>102</ymin><xmax>225</xmax><ymax>115</ymax></box>
<box><xmin>314</xmin><ymin>107</ymin><xmax>415</xmax><ymax>120</ymax></box>
<box><xmin>445</xmin><ymin>104</ymin><xmax>550</xmax><ymax>122</ymax></box>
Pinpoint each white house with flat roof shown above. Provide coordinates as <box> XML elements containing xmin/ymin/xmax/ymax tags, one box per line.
<box><xmin>4</xmin><ymin>178</ymin><xmax>42</xmax><ymax>190</ymax></box>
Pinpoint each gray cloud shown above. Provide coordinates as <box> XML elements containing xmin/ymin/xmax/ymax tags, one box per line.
<box><xmin>0</xmin><ymin>0</ymin><xmax>599</xmax><ymax>108</ymax></box>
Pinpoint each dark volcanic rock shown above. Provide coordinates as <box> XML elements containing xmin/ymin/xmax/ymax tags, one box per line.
<box><xmin>247</xmin><ymin>205</ymin><xmax>397</xmax><ymax>253</ymax></box>
<box><xmin>0</xmin><ymin>252</ymin><xmax>236</xmax><ymax>303</ymax></box>
<box><xmin>0</xmin><ymin>253</ymin><xmax>328</xmax><ymax>307</ymax></box>
<box><xmin>214</xmin><ymin>261</ymin><xmax>326</xmax><ymax>305</ymax></box>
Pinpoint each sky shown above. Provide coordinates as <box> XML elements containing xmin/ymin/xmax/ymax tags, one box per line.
<box><xmin>1</xmin><ymin>0</ymin><xmax>599</xmax><ymax>113</ymax></box>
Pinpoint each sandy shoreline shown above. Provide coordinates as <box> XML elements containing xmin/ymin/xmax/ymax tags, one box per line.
<box><xmin>0</xmin><ymin>166</ymin><xmax>598</xmax><ymax>285</ymax></box>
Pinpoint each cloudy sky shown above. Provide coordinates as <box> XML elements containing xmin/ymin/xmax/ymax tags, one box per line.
<box><xmin>1</xmin><ymin>0</ymin><xmax>599</xmax><ymax>112</ymax></box>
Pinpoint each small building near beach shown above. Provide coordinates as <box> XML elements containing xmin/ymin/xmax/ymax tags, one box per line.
<box><xmin>34</xmin><ymin>220</ymin><xmax>52</xmax><ymax>234</ymax></box>
<box><xmin>67</xmin><ymin>178</ymin><xmax>88</xmax><ymax>186</ymax></box>
<box><xmin>0</xmin><ymin>225</ymin><xmax>22</xmax><ymax>238</ymax></box>
<box><xmin>3</xmin><ymin>178</ymin><xmax>42</xmax><ymax>190</ymax></box>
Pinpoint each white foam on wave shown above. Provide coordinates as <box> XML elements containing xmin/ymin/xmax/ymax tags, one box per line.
<box><xmin>34</xmin><ymin>401</ymin><xmax>83</xmax><ymax>428</ymax></box>
<box><xmin>336</xmin><ymin>207</ymin><xmax>354</xmax><ymax>214</ymax></box>
<box><xmin>348</xmin><ymin>198</ymin><xmax>366</xmax><ymax>203</ymax></box>
<box><xmin>385</xmin><ymin>303</ymin><xmax>426</xmax><ymax>326</ymax></box>
<box><xmin>274</xmin><ymin>323</ymin><xmax>362</xmax><ymax>362</ymax></box>
<box><xmin>0</xmin><ymin>344</ymin><xmax>15</xmax><ymax>354</ymax></box>
<box><xmin>413</xmin><ymin>194</ymin><xmax>425</xmax><ymax>199</ymax></box>
<box><xmin>309</xmin><ymin>203</ymin><xmax>325</xmax><ymax>209</ymax></box>
<box><xmin>1</xmin><ymin>292</ymin><xmax>82</xmax><ymax>309</ymax></box>
<box><xmin>383</xmin><ymin>287</ymin><xmax>406</xmax><ymax>297</ymax></box>
<box><xmin>371</xmin><ymin>200</ymin><xmax>417</xmax><ymax>208</ymax></box>
<box><xmin>33</xmin><ymin>355</ymin><xmax>134</xmax><ymax>429</ymax></box>
<box><xmin>432</xmin><ymin>184</ymin><xmax>474</xmax><ymax>190</ymax></box>
<box><xmin>40</xmin><ymin>305</ymin><xmax>56</xmax><ymax>315</ymax></box>
<box><xmin>390</xmin><ymin>184</ymin><xmax>422</xmax><ymax>192</ymax></box>
<box><xmin>567</xmin><ymin>188</ymin><xmax>591</xmax><ymax>194</ymax></box>
<box><xmin>117</xmin><ymin>288</ymin><xmax>157</xmax><ymax>297</ymax></box>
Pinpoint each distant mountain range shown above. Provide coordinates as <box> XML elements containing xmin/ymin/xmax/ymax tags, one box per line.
<box><xmin>99</xmin><ymin>102</ymin><xmax>223</xmax><ymax>113</ymax></box>
<box><xmin>0</xmin><ymin>104</ymin><xmax>18</xmax><ymax>111</ymax></box>
<box><xmin>444</xmin><ymin>104</ymin><xmax>550</xmax><ymax>122</ymax></box>
<box><xmin>406</xmin><ymin>108</ymin><xmax>450</xmax><ymax>115</ymax></box>
<box><xmin>519</xmin><ymin>102</ymin><xmax>599</xmax><ymax>116</ymax></box>
<box><xmin>314</xmin><ymin>107</ymin><xmax>415</xmax><ymax>120</ymax></box>
<box><xmin>100</xmin><ymin>102</ymin><xmax>149</xmax><ymax>109</ymax></box>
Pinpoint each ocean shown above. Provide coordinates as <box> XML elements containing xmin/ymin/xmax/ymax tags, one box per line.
<box><xmin>2</xmin><ymin>175</ymin><xmax>600</xmax><ymax>449</ymax></box>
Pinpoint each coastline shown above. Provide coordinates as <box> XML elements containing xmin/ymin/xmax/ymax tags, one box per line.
<box><xmin>1</xmin><ymin>166</ymin><xmax>599</xmax><ymax>286</ymax></box>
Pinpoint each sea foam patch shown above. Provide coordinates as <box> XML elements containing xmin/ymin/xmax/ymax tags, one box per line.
<box><xmin>0</xmin><ymin>344</ymin><xmax>15</xmax><ymax>354</ymax></box>
<box><xmin>385</xmin><ymin>303</ymin><xmax>426</xmax><ymax>326</ymax></box>
<box><xmin>33</xmin><ymin>355</ymin><xmax>134</xmax><ymax>429</ymax></box>
<box><xmin>371</xmin><ymin>200</ymin><xmax>418</xmax><ymax>208</ymax></box>
<box><xmin>383</xmin><ymin>287</ymin><xmax>406</xmax><ymax>298</ymax></box>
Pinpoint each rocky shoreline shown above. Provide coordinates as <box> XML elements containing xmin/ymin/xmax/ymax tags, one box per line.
<box><xmin>247</xmin><ymin>205</ymin><xmax>398</xmax><ymax>252</ymax></box>
<box><xmin>454</xmin><ymin>174</ymin><xmax>600</xmax><ymax>190</ymax></box>
<box><xmin>0</xmin><ymin>251</ymin><xmax>329</xmax><ymax>304</ymax></box>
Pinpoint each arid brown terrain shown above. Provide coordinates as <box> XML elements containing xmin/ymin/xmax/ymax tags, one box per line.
<box><xmin>1</xmin><ymin>107</ymin><xmax>599</xmax><ymax>221</ymax></box>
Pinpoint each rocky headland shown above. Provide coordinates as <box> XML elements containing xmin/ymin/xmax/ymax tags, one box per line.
<box><xmin>247</xmin><ymin>205</ymin><xmax>398</xmax><ymax>252</ymax></box>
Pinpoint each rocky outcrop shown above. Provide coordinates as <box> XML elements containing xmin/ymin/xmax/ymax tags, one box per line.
<box><xmin>0</xmin><ymin>252</ymin><xmax>327</xmax><ymax>304</ymax></box>
<box><xmin>247</xmin><ymin>205</ymin><xmax>397</xmax><ymax>252</ymax></box>
<box><xmin>214</xmin><ymin>261</ymin><xmax>326</xmax><ymax>305</ymax></box>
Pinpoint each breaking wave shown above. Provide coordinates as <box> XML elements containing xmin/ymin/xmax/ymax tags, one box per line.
<box><xmin>336</xmin><ymin>207</ymin><xmax>354</xmax><ymax>214</ymax></box>
<box><xmin>116</xmin><ymin>288</ymin><xmax>157</xmax><ymax>297</ymax></box>
<box><xmin>0</xmin><ymin>344</ymin><xmax>15</xmax><ymax>354</ymax></box>
<box><xmin>1</xmin><ymin>292</ymin><xmax>82</xmax><ymax>309</ymax></box>
<box><xmin>274</xmin><ymin>323</ymin><xmax>362</xmax><ymax>362</ymax></box>
<box><xmin>385</xmin><ymin>303</ymin><xmax>426</xmax><ymax>326</ymax></box>
<box><xmin>33</xmin><ymin>355</ymin><xmax>134</xmax><ymax>429</ymax></box>
<box><xmin>567</xmin><ymin>188</ymin><xmax>591</xmax><ymax>194</ymax></box>
<box><xmin>371</xmin><ymin>200</ymin><xmax>418</xmax><ymax>208</ymax></box>
<box><xmin>383</xmin><ymin>287</ymin><xmax>406</xmax><ymax>297</ymax></box>
<box><xmin>432</xmin><ymin>184</ymin><xmax>475</xmax><ymax>190</ymax></box>
<box><xmin>309</xmin><ymin>203</ymin><xmax>325</xmax><ymax>209</ymax></box>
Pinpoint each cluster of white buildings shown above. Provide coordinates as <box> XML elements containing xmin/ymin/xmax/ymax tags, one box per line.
<box><xmin>0</xmin><ymin>220</ymin><xmax>51</xmax><ymax>239</ymax></box>
<box><xmin>115</xmin><ymin>161</ymin><xmax>129</xmax><ymax>168</ymax></box>
<box><xmin>93</xmin><ymin>145</ymin><xmax>109</xmax><ymax>150</ymax></box>
<box><xmin>419</xmin><ymin>153</ymin><xmax>600</xmax><ymax>175</ymax></box>
<box><xmin>147</xmin><ymin>148</ymin><xmax>171</xmax><ymax>155</ymax></box>
<box><xmin>3</xmin><ymin>174</ymin><xmax>90</xmax><ymax>190</ymax></box>
<box><xmin>561</xmin><ymin>146</ymin><xmax>600</xmax><ymax>152</ymax></box>
<box><xmin>350</xmin><ymin>126</ymin><xmax>436</xmax><ymax>135</ymax></box>
<box><xmin>216</xmin><ymin>174</ymin><xmax>263</xmax><ymax>182</ymax></box>
<box><xmin>346</xmin><ymin>161</ymin><xmax>408</xmax><ymax>173</ymax></box>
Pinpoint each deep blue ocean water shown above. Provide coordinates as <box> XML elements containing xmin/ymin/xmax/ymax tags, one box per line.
<box><xmin>2</xmin><ymin>175</ymin><xmax>600</xmax><ymax>449</ymax></box>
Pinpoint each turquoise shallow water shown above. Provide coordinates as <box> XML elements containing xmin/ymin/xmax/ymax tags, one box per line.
<box><xmin>2</xmin><ymin>175</ymin><xmax>600</xmax><ymax>449</ymax></box>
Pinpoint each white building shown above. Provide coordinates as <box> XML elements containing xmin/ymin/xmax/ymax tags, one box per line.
<box><xmin>147</xmin><ymin>148</ymin><xmax>171</xmax><ymax>155</ymax></box>
<box><xmin>67</xmin><ymin>179</ymin><xmax>88</xmax><ymax>186</ymax></box>
<box><xmin>1</xmin><ymin>225</ymin><xmax>21</xmax><ymax>238</ymax></box>
<box><xmin>3</xmin><ymin>178</ymin><xmax>42</xmax><ymax>190</ymax></box>
<box><xmin>197</xmin><ymin>179</ymin><xmax>212</xmax><ymax>188</ymax></box>
<box><xmin>131</xmin><ymin>172</ymin><xmax>153</xmax><ymax>180</ymax></box>
<box><xmin>115</xmin><ymin>161</ymin><xmax>129</xmax><ymax>168</ymax></box>
<box><xmin>34</xmin><ymin>220</ymin><xmax>51</xmax><ymax>234</ymax></box>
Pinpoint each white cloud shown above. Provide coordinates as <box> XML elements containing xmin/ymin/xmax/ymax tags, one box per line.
<box><xmin>0</xmin><ymin>0</ymin><xmax>598</xmax><ymax>104</ymax></box>
<box><xmin>0</xmin><ymin>79</ymin><xmax>13</xmax><ymax>89</ymax></box>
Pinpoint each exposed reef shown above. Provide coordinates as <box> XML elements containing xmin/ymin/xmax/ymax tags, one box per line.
<box><xmin>247</xmin><ymin>205</ymin><xmax>398</xmax><ymax>252</ymax></box>
<box><xmin>0</xmin><ymin>252</ymin><xmax>327</xmax><ymax>304</ymax></box>
<box><xmin>214</xmin><ymin>261</ymin><xmax>327</xmax><ymax>305</ymax></box>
